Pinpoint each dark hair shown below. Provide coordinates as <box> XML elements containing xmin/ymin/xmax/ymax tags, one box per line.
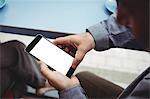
<box><xmin>116</xmin><ymin>0</ymin><xmax>149</xmax><ymax>49</ymax></box>
<box><xmin>116</xmin><ymin>0</ymin><xmax>149</xmax><ymax>15</ymax></box>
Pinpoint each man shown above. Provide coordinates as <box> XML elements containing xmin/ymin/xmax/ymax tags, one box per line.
<box><xmin>40</xmin><ymin>0</ymin><xmax>149</xmax><ymax>98</ymax></box>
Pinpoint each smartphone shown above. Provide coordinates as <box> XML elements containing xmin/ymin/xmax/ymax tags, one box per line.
<box><xmin>25</xmin><ymin>34</ymin><xmax>75</xmax><ymax>78</ymax></box>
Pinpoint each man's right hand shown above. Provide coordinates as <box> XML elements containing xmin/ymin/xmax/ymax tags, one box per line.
<box><xmin>53</xmin><ymin>32</ymin><xmax>95</xmax><ymax>69</ymax></box>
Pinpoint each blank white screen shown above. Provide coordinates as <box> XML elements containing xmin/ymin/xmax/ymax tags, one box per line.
<box><xmin>30</xmin><ymin>37</ymin><xmax>74</xmax><ymax>75</ymax></box>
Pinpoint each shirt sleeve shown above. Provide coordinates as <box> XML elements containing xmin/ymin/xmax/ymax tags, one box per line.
<box><xmin>59</xmin><ymin>85</ymin><xmax>87</xmax><ymax>99</ymax></box>
<box><xmin>87</xmin><ymin>14</ymin><xmax>135</xmax><ymax>51</ymax></box>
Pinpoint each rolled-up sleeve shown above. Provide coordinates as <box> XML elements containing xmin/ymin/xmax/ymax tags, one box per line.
<box><xmin>59</xmin><ymin>85</ymin><xmax>87</xmax><ymax>99</ymax></box>
<box><xmin>87</xmin><ymin>14</ymin><xmax>135</xmax><ymax>51</ymax></box>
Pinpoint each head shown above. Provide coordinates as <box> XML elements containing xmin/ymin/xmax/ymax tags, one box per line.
<box><xmin>116</xmin><ymin>0</ymin><xmax>149</xmax><ymax>51</ymax></box>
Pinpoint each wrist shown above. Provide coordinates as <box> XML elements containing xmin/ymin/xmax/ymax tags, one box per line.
<box><xmin>64</xmin><ymin>76</ymin><xmax>80</xmax><ymax>90</ymax></box>
<box><xmin>86</xmin><ymin>32</ymin><xmax>96</xmax><ymax>49</ymax></box>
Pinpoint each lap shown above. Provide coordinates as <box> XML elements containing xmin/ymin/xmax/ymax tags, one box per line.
<box><xmin>76</xmin><ymin>71</ymin><xmax>124</xmax><ymax>99</ymax></box>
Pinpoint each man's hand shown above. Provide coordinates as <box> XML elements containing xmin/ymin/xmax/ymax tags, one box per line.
<box><xmin>40</xmin><ymin>62</ymin><xmax>80</xmax><ymax>91</ymax></box>
<box><xmin>36</xmin><ymin>80</ymin><xmax>55</xmax><ymax>96</ymax></box>
<box><xmin>53</xmin><ymin>32</ymin><xmax>95</xmax><ymax>69</ymax></box>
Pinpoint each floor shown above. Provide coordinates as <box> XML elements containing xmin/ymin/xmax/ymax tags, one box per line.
<box><xmin>0</xmin><ymin>32</ymin><xmax>150</xmax><ymax>97</ymax></box>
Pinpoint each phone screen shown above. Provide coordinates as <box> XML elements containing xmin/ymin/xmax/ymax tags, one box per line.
<box><xmin>26</xmin><ymin>35</ymin><xmax>74</xmax><ymax>76</ymax></box>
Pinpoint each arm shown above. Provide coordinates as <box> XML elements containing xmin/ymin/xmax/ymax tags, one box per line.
<box><xmin>87</xmin><ymin>14</ymin><xmax>135</xmax><ymax>51</ymax></box>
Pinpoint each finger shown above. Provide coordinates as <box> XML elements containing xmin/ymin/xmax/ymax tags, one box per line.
<box><xmin>71</xmin><ymin>50</ymin><xmax>85</xmax><ymax>68</ymax></box>
<box><xmin>70</xmin><ymin>51</ymin><xmax>75</xmax><ymax>57</ymax></box>
<box><xmin>40</xmin><ymin>63</ymin><xmax>57</xmax><ymax>82</ymax></box>
<box><xmin>53</xmin><ymin>37</ymin><xmax>71</xmax><ymax>45</ymax></box>
<box><xmin>36</xmin><ymin>60</ymin><xmax>44</xmax><ymax>64</ymax></box>
<box><xmin>58</xmin><ymin>45</ymin><xmax>63</xmax><ymax>49</ymax></box>
<box><xmin>57</xmin><ymin>44</ymin><xmax>77</xmax><ymax>57</ymax></box>
<box><xmin>67</xmin><ymin>45</ymin><xmax>77</xmax><ymax>55</ymax></box>
<box><xmin>36</xmin><ymin>80</ymin><xmax>55</xmax><ymax>96</ymax></box>
<box><xmin>64</xmin><ymin>47</ymin><xmax>69</xmax><ymax>53</ymax></box>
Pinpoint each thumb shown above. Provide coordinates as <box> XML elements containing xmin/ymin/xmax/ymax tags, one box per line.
<box><xmin>40</xmin><ymin>63</ymin><xmax>56</xmax><ymax>82</ymax></box>
<box><xmin>71</xmin><ymin>50</ymin><xmax>85</xmax><ymax>69</ymax></box>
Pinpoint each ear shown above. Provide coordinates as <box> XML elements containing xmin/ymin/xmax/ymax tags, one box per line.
<box><xmin>116</xmin><ymin>3</ymin><xmax>133</xmax><ymax>28</ymax></box>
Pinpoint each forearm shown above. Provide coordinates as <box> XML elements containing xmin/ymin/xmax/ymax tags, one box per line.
<box><xmin>87</xmin><ymin>14</ymin><xmax>135</xmax><ymax>51</ymax></box>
